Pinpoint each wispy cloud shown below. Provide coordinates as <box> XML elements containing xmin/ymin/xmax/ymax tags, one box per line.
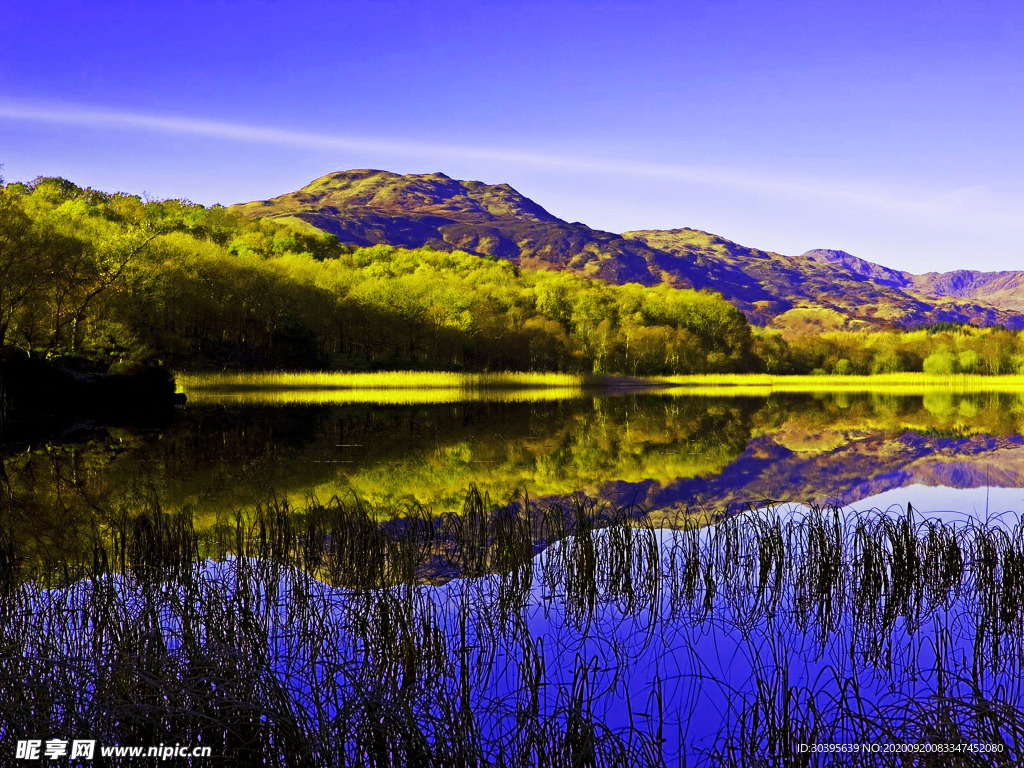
<box><xmin>0</xmin><ymin>100</ymin><xmax>1020</xmax><ymax>231</ymax></box>
<box><xmin>0</xmin><ymin>100</ymin><xmax>863</xmax><ymax>196</ymax></box>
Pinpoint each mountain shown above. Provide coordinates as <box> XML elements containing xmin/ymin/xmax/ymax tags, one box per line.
<box><xmin>621</xmin><ymin>229</ymin><xmax>934</xmax><ymax>327</ymax></box>
<box><xmin>800</xmin><ymin>248</ymin><xmax>911</xmax><ymax>288</ymax></box>
<box><xmin>233</xmin><ymin>169</ymin><xmax>665</xmax><ymax>286</ymax></box>
<box><xmin>232</xmin><ymin>169</ymin><xmax>1024</xmax><ymax>331</ymax></box>
<box><xmin>622</xmin><ymin>230</ymin><xmax>1024</xmax><ymax>329</ymax></box>
<box><xmin>911</xmin><ymin>270</ymin><xmax>1024</xmax><ymax>312</ymax></box>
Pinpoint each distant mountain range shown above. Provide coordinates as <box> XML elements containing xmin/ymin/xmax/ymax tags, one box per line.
<box><xmin>232</xmin><ymin>169</ymin><xmax>1024</xmax><ymax>331</ymax></box>
<box><xmin>646</xmin><ymin>430</ymin><xmax>1024</xmax><ymax>515</ymax></box>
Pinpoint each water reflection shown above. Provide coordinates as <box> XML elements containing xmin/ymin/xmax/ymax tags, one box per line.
<box><xmin>5</xmin><ymin>389</ymin><xmax>1024</xmax><ymax>560</ymax></box>
<box><xmin>185</xmin><ymin>385</ymin><xmax>598</xmax><ymax>405</ymax></box>
<box><xmin>6</xmin><ymin>504</ymin><xmax>1023</xmax><ymax>765</ymax></box>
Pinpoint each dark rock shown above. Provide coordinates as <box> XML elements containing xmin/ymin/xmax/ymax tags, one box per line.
<box><xmin>0</xmin><ymin>347</ymin><xmax>184</xmax><ymax>441</ymax></box>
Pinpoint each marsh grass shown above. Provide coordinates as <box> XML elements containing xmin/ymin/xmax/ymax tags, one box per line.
<box><xmin>175</xmin><ymin>371</ymin><xmax>683</xmax><ymax>405</ymax></box>
<box><xmin>0</xmin><ymin>491</ymin><xmax>658</xmax><ymax>766</ymax></box>
<box><xmin>183</xmin><ymin>386</ymin><xmax>595</xmax><ymax>406</ymax></box>
<box><xmin>658</xmin><ymin>372</ymin><xmax>1024</xmax><ymax>395</ymax></box>
<box><xmin>3</xmin><ymin>493</ymin><xmax>1024</xmax><ymax>765</ymax></box>
<box><xmin>668</xmin><ymin>505</ymin><xmax>1024</xmax><ymax>766</ymax></box>
<box><xmin>179</xmin><ymin>370</ymin><xmax>588</xmax><ymax>391</ymax></box>
<box><xmin>178</xmin><ymin>369</ymin><xmax>1024</xmax><ymax>405</ymax></box>
<box><xmin>178</xmin><ymin>371</ymin><xmax>599</xmax><ymax>405</ymax></box>
<box><xmin>182</xmin><ymin>371</ymin><xmax>1024</xmax><ymax>395</ymax></box>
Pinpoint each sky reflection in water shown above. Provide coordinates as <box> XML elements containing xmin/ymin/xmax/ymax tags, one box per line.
<box><xmin>7</xmin><ymin>385</ymin><xmax>1024</xmax><ymax>762</ymax></box>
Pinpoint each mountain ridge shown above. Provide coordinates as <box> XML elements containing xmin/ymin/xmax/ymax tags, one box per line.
<box><xmin>231</xmin><ymin>169</ymin><xmax>1024</xmax><ymax>331</ymax></box>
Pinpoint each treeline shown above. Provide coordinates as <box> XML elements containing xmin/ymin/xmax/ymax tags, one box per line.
<box><xmin>4</xmin><ymin>176</ymin><xmax>1024</xmax><ymax>376</ymax></box>
<box><xmin>1</xmin><ymin>178</ymin><xmax>754</xmax><ymax>374</ymax></box>
<box><xmin>754</xmin><ymin>325</ymin><xmax>1024</xmax><ymax>375</ymax></box>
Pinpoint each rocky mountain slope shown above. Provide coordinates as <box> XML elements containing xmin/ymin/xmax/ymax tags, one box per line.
<box><xmin>233</xmin><ymin>169</ymin><xmax>1024</xmax><ymax>330</ymax></box>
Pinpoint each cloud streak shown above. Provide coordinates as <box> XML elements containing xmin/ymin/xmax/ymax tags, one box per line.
<box><xmin>0</xmin><ymin>100</ymin><xmax>870</xmax><ymax>196</ymax></box>
<box><xmin>1</xmin><ymin>100</ymin><xmax>1020</xmax><ymax>231</ymax></box>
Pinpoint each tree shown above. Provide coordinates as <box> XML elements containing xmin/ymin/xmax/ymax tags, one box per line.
<box><xmin>0</xmin><ymin>189</ymin><xmax>48</xmax><ymax>346</ymax></box>
<box><xmin>923</xmin><ymin>349</ymin><xmax>957</xmax><ymax>375</ymax></box>
<box><xmin>958</xmin><ymin>349</ymin><xmax>981</xmax><ymax>374</ymax></box>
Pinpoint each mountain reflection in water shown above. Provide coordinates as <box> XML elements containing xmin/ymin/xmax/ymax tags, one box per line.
<box><xmin>5</xmin><ymin>388</ymin><xmax>1024</xmax><ymax>561</ymax></box>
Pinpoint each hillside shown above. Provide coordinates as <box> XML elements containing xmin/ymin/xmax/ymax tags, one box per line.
<box><xmin>233</xmin><ymin>169</ymin><xmax>1024</xmax><ymax>330</ymax></box>
<box><xmin>233</xmin><ymin>169</ymin><xmax>666</xmax><ymax>286</ymax></box>
<box><xmin>623</xmin><ymin>229</ymin><xmax>1023</xmax><ymax>330</ymax></box>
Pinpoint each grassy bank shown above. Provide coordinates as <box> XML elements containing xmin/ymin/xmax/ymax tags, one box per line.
<box><xmin>658</xmin><ymin>371</ymin><xmax>1024</xmax><ymax>394</ymax></box>
<box><xmin>176</xmin><ymin>370</ymin><xmax>673</xmax><ymax>405</ymax></box>
<box><xmin>178</xmin><ymin>370</ymin><xmax>588</xmax><ymax>391</ymax></box>
<box><xmin>179</xmin><ymin>385</ymin><xmax>595</xmax><ymax>406</ymax></box>
<box><xmin>180</xmin><ymin>370</ymin><xmax>1024</xmax><ymax>394</ymax></box>
<box><xmin>177</xmin><ymin>369</ymin><xmax>1024</xmax><ymax>404</ymax></box>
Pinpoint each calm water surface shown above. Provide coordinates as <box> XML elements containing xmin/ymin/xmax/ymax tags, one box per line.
<box><xmin>7</xmin><ymin>385</ymin><xmax>1024</xmax><ymax>533</ymax></box>
<box><xmin>7</xmin><ymin>382</ymin><xmax>1024</xmax><ymax>763</ymax></box>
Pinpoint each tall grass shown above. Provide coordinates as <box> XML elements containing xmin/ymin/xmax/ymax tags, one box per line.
<box><xmin>182</xmin><ymin>385</ymin><xmax>593</xmax><ymax>406</ymax></box>
<box><xmin>179</xmin><ymin>370</ymin><xmax>1024</xmax><ymax>404</ymax></box>
<box><xmin>3</xmin><ymin>493</ymin><xmax>1024</xmax><ymax>765</ymax></box>
<box><xmin>659</xmin><ymin>372</ymin><xmax>1024</xmax><ymax>394</ymax></box>
<box><xmin>179</xmin><ymin>370</ymin><xmax>587</xmax><ymax>391</ymax></box>
<box><xmin>0</xmin><ymin>490</ymin><xmax>662</xmax><ymax>766</ymax></box>
<box><xmin>177</xmin><ymin>371</ymin><xmax>599</xmax><ymax>406</ymax></box>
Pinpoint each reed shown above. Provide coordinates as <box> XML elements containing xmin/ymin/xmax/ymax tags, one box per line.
<box><xmin>4</xmin><ymin>494</ymin><xmax>1024</xmax><ymax>765</ymax></box>
<box><xmin>179</xmin><ymin>370</ymin><xmax>587</xmax><ymax>391</ymax></box>
<box><xmin>657</xmin><ymin>372</ymin><xmax>1024</xmax><ymax>395</ymax></box>
<box><xmin>182</xmin><ymin>385</ymin><xmax>592</xmax><ymax>406</ymax></box>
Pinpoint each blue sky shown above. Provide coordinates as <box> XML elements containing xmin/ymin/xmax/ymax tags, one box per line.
<box><xmin>2</xmin><ymin>0</ymin><xmax>1022</xmax><ymax>272</ymax></box>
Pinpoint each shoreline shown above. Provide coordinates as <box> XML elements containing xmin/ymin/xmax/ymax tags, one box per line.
<box><xmin>177</xmin><ymin>369</ymin><xmax>1024</xmax><ymax>395</ymax></box>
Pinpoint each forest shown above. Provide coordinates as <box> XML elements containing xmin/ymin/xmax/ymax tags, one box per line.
<box><xmin>4</xmin><ymin>176</ymin><xmax>1024</xmax><ymax>377</ymax></box>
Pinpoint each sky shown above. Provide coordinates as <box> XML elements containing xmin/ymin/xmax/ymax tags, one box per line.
<box><xmin>1</xmin><ymin>0</ymin><xmax>1023</xmax><ymax>273</ymax></box>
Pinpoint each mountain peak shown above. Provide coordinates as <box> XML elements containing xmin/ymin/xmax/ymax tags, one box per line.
<box><xmin>231</xmin><ymin>169</ymin><xmax>1024</xmax><ymax>330</ymax></box>
<box><xmin>800</xmin><ymin>248</ymin><xmax>910</xmax><ymax>288</ymax></box>
<box><xmin>274</xmin><ymin>169</ymin><xmax>559</xmax><ymax>223</ymax></box>
<box><xmin>231</xmin><ymin>169</ymin><xmax>664</xmax><ymax>285</ymax></box>
<box><xmin>801</xmin><ymin>248</ymin><xmax>855</xmax><ymax>261</ymax></box>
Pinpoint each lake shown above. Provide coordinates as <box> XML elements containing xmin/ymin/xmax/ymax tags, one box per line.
<box><xmin>8</xmin><ymin>380</ymin><xmax>1024</xmax><ymax>546</ymax></box>
<box><xmin>3</xmin><ymin>377</ymin><xmax>1024</xmax><ymax>765</ymax></box>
